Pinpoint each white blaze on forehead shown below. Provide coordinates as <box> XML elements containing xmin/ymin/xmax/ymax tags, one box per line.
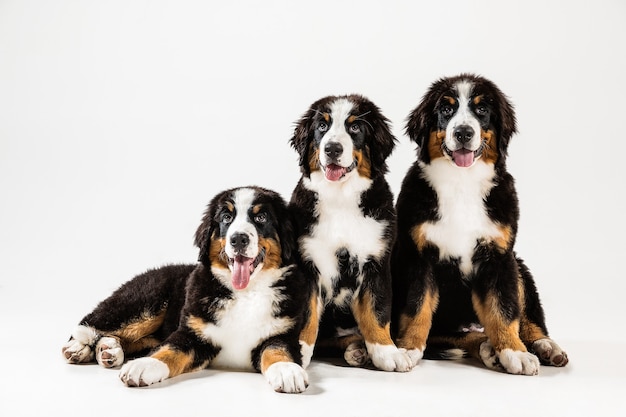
<box><xmin>446</xmin><ymin>80</ymin><xmax>482</xmax><ymax>151</ymax></box>
<box><xmin>225</xmin><ymin>187</ymin><xmax>259</xmax><ymax>259</ymax></box>
<box><xmin>319</xmin><ymin>98</ymin><xmax>355</xmax><ymax>168</ymax></box>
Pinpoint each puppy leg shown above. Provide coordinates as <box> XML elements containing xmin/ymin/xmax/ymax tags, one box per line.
<box><xmin>353</xmin><ymin>289</ymin><xmax>413</xmax><ymax>372</ymax></box>
<box><xmin>298</xmin><ymin>293</ymin><xmax>320</xmax><ymax>369</ymax></box>
<box><xmin>517</xmin><ymin>258</ymin><xmax>569</xmax><ymax>367</ymax></box>
<box><xmin>395</xmin><ymin>288</ymin><xmax>439</xmax><ymax>367</ymax></box>
<box><xmin>472</xmin><ymin>291</ymin><xmax>539</xmax><ymax>375</ymax></box>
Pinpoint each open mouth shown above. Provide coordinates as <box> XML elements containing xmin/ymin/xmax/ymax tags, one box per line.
<box><xmin>322</xmin><ymin>159</ymin><xmax>357</xmax><ymax>181</ymax></box>
<box><xmin>443</xmin><ymin>140</ymin><xmax>486</xmax><ymax>168</ymax></box>
<box><xmin>228</xmin><ymin>249</ymin><xmax>265</xmax><ymax>290</ymax></box>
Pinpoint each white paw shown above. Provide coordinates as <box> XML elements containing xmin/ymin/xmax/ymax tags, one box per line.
<box><xmin>344</xmin><ymin>341</ymin><xmax>369</xmax><ymax>367</ymax></box>
<box><xmin>264</xmin><ymin>362</ymin><xmax>308</xmax><ymax>393</ymax></box>
<box><xmin>399</xmin><ymin>347</ymin><xmax>424</xmax><ymax>367</ymax></box>
<box><xmin>119</xmin><ymin>357</ymin><xmax>169</xmax><ymax>387</ymax></box>
<box><xmin>366</xmin><ymin>343</ymin><xmax>413</xmax><ymax>372</ymax></box>
<box><xmin>62</xmin><ymin>325</ymin><xmax>98</xmax><ymax>363</ymax></box>
<box><xmin>299</xmin><ymin>341</ymin><xmax>314</xmax><ymax>369</ymax></box>
<box><xmin>95</xmin><ymin>337</ymin><xmax>124</xmax><ymax>368</ymax></box>
<box><xmin>479</xmin><ymin>341</ymin><xmax>499</xmax><ymax>369</ymax></box>
<box><xmin>532</xmin><ymin>338</ymin><xmax>569</xmax><ymax>367</ymax></box>
<box><xmin>480</xmin><ymin>341</ymin><xmax>539</xmax><ymax>375</ymax></box>
<box><xmin>499</xmin><ymin>349</ymin><xmax>540</xmax><ymax>375</ymax></box>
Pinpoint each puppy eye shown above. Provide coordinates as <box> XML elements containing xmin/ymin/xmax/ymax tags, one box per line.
<box><xmin>476</xmin><ymin>105</ymin><xmax>488</xmax><ymax>116</ymax></box>
<box><xmin>221</xmin><ymin>213</ymin><xmax>233</xmax><ymax>224</ymax></box>
<box><xmin>254</xmin><ymin>213</ymin><xmax>267</xmax><ymax>223</ymax></box>
<box><xmin>318</xmin><ymin>122</ymin><xmax>328</xmax><ymax>132</ymax></box>
<box><xmin>440</xmin><ymin>105</ymin><xmax>454</xmax><ymax>117</ymax></box>
<box><xmin>349</xmin><ymin>124</ymin><xmax>360</xmax><ymax>133</ymax></box>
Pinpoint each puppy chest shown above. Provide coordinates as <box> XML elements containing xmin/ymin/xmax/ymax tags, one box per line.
<box><xmin>198</xmin><ymin>290</ymin><xmax>292</xmax><ymax>369</ymax></box>
<box><xmin>301</xmin><ymin>208</ymin><xmax>388</xmax><ymax>298</ymax></box>
<box><xmin>421</xmin><ymin>160</ymin><xmax>503</xmax><ymax>275</ymax></box>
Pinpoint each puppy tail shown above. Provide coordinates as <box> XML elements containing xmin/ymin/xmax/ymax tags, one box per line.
<box><xmin>423</xmin><ymin>344</ymin><xmax>466</xmax><ymax>361</ymax></box>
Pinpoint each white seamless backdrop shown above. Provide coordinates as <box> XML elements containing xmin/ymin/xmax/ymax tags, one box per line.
<box><xmin>1</xmin><ymin>1</ymin><xmax>624</xmax><ymax>416</ymax></box>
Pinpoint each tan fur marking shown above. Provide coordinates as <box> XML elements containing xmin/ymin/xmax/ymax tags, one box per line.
<box><xmin>428</xmin><ymin>130</ymin><xmax>447</xmax><ymax>160</ymax></box>
<box><xmin>225</xmin><ymin>201</ymin><xmax>234</xmax><ymax>212</ymax></box>
<box><xmin>472</xmin><ymin>292</ymin><xmax>526</xmax><ymax>352</ymax></box>
<box><xmin>299</xmin><ymin>294</ymin><xmax>319</xmax><ymax>346</ymax></box>
<box><xmin>352</xmin><ymin>290</ymin><xmax>393</xmax><ymax>346</ymax></box>
<box><xmin>322</xmin><ymin>112</ymin><xmax>330</xmax><ymax>122</ymax></box>
<box><xmin>354</xmin><ymin>148</ymin><xmax>372</xmax><ymax>179</ymax></box>
<box><xmin>252</xmin><ymin>204</ymin><xmax>262</xmax><ymax>214</ymax></box>
<box><xmin>308</xmin><ymin>144</ymin><xmax>320</xmax><ymax>173</ymax></box>
<box><xmin>410</xmin><ymin>223</ymin><xmax>429</xmax><ymax>251</ymax></box>
<box><xmin>187</xmin><ymin>315</ymin><xmax>208</xmax><ymax>340</ymax></box>
<box><xmin>486</xmin><ymin>223</ymin><xmax>512</xmax><ymax>253</ymax></box>
<box><xmin>259</xmin><ymin>237</ymin><xmax>282</xmax><ymax>270</ymax></box>
<box><xmin>473</xmin><ymin>95</ymin><xmax>484</xmax><ymax>105</ymax></box>
<box><xmin>396</xmin><ymin>290</ymin><xmax>439</xmax><ymax>351</ymax></box>
<box><xmin>520</xmin><ymin>319</ymin><xmax>547</xmax><ymax>345</ymax></box>
<box><xmin>260</xmin><ymin>347</ymin><xmax>293</xmax><ymax>373</ymax></box>
<box><xmin>480</xmin><ymin>129</ymin><xmax>498</xmax><ymax>165</ymax></box>
<box><xmin>111</xmin><ymin>310</ymin><xmax>167</xmax><ymax>353</ymax></box>
<box><xmin>443</xmin><ymin>95</ymin><xmax>456</xmax><ymax>105</ymax></box>
<box><xmin>209</xmin><ymin>237</ymin><xmax>229</xmax><ymax>269</ymax></box>
<box><xmin>347</xmin><ymin>115</ymin><xmax>357</xmax><ymax>123</ymax></box>
<box><xmin>151</xmin><ymin>345</ymin><xmax>195</xmax><ymax>378</ymax></box>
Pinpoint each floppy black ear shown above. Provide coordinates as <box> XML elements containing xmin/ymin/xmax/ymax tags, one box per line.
<box><xmin>194</xmin><ymin>194</ymin><xmax>221</xmax><ymax>265</ymax></box>
<box><xmin>491</xmin><ymin>84</ymin><xmax>518</xmax><ymax>159</ymax></box>
<box><xmin>276</xmin><ymin>202</ymin><xmax>297</xmax><ymax>265</ymax></box>
<box><xmin>405</xmin><ymin>84</ymin><xmax>441</xmax><ymax>163</ymax></box>
<box><xmin>289</xmin><ymin>109</ymin><xmax>315</xmax><ymax>176</ymax></box>
<box><xmin>366</xmin><ymin>101</ymin><xmax>397</xmax><ymax>177</ymax></box>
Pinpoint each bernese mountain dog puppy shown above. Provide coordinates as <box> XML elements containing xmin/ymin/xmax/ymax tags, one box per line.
<box><xmin>62</xmin><ymin>186</ymin><xmax>312</xmax><ymax>393</ymax></box>
<box><xmin>391</xmin><ymin>74</ymin><xmax>569</xmax><ymax>375</ymax></box>
<box><xmin>289</xmin><ymin>94</ymin><xmax>413</xmax><ymax>372</ymax></box>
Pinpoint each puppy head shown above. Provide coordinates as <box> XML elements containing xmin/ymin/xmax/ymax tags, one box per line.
<box><xmin>194</xmin><ymin>186</ymin><xmax>295</xmax><ymax>290</ymax></box>
<box><xmin>290</xmin><ymin>94</ymin><xmax>396</xmax><ymax>181</ymax></box>
<box><xmin>406</xmin><ymin>74</ymin><xmax>517</xmax><ymax>167</ymax></box>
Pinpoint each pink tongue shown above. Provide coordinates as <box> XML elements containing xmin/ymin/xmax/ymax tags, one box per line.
<box><xmin>232</xmin><ymin>256</ymin><xmax>253</xmax><ymax>290</ymax></box>
<box><xmin>453</xmin><ymin>149</ymin><xmax>475</xmax><ymax>167</ymax></box>
<box><xmin>325</xmin><ymin>164</ymin><xmax>346</xmax><ymax>181</ymax></box>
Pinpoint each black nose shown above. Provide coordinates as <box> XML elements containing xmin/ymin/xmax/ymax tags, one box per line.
<box><xmin>453</xmin><ymin>125</ymin><xmax>475</xmax><ymax>143</ymax></box>
<box><xmin>230</xmin><ymin>233</ymin><xmax>249</xmax><ymax>252</ymax></box>
<box><xmin>324</xmin><ymin>142</ymin><xmax>343</xmax><ymax>160</ymax></box>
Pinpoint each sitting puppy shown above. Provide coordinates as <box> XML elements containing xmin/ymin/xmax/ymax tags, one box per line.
<box><xmin>391</xmin><ymin>74</ymin><xmax>568</xmax><ymax>375</ymax></box>
<box><xmin>289</xmin><ymin>94</ymin><xmax>412</xmax><ymax>372</ymax></box>
<box><xmin>62</xmin><ymin>186</ymin><xmax>312</xmax><ymax>393</ymax></box>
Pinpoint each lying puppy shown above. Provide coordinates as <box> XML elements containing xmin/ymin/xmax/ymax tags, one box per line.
<box><xmin>62</xmin><ymin>186</ymin><xmax>312</xmax><ymax>393</ymax></box>
<box><xmin>289</xmin><ymin>94</ymin><xmax>412</xmax><ymax>372</ymax></box>
<box><xmin>392</xmin><ymin>74</ymin><xmax>569</xmax><ymax>375</ymax></box>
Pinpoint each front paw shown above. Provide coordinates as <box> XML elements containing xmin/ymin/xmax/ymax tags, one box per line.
<box><xmin>532</xmin><ymin>338</ymin><xmax>569</xmax><ymax>367</ymax></box>
<box><xmin>264</xmin><ymin>362</ymin><xmax>308</xmax><ymax>393</ymax></box>
<box><xmin>62</xmin><ymin>325</ymin><xmax>98</xmax><ymax>364</ymax></box>
<box><xmin>366</xmin><ymin>343</ymin><xmax>414</xmax><ymax>372</ymax></box>
<box><xmin>480</xmin><ymin>341</ymin><xmax>539</xmax><ymax>375</ymax></box>
<box><xmin>119</xmin><ymin>357</ymin><xmax>169</xmax><ymax>387</ymax></box>
<box><xmin>399</xmin><ymin>347</ymin><xmax>424</xmax><ymax>367</ymax></box>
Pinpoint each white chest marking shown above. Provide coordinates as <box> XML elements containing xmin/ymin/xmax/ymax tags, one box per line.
<box><xmin>201</xmin><ymin>267</ymin><xmax>293</xmax><ymax>370</ymax></box>
<box><xmin>421</xmin><ymin>159</ymin><xmax>501</xmax><ymax>276</ymax></box>
<box><xmin>301</xmin><ymin>172</ymin><xmax>388</xmax><ymax>305</ymax></box>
